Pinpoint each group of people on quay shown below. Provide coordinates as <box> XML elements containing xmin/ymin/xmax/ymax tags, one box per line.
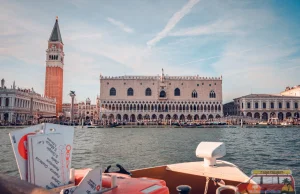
<box><xmin>1</xmin><ymin>115</ymin><xmax>299</xmax><ymax>127</ymax></box>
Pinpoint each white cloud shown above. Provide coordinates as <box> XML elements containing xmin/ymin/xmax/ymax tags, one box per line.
<box><xmin>170</xmin><ymin>20</ymin><xmax>240</xmax><ymax>37</ymax></box>
<box><xmin>212</xmin><ymin>38</ymin><xmax>300</xmax><ymax>102</ymax></box>
<box><xmin>106</xmin><ymin>17</ymin><xmax>134</xmax><ymax>33</ymax></box>
<box><xmin>177</xmin><ymin>41</ymin><xmax>285</xmax><ymax>66</ymax></box>
<box><xmin>147</xmin><ymin>0</ymin><xmax>200</xmax><ymax>47</ymax></box>
<box><xmin>1</xmin><ymin>0</ymin><xmax>300</xmax><ymax>104</ymax></box>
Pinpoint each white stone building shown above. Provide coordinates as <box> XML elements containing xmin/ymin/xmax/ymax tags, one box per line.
<box><xmin>62</xmin><ymin>97</ymin><xmax>99</xmax><ymax>121</ymax></box>
<box><xmin>280</xmin><ymin>85</ymin><xmax>300</xmax><ymax>96</ymax></box>
<box><xmin>78</xmin><ymin>98</ymin><xmax>99</xmax><ymax>121</ymax></box>
<box><xmin>0</xmin><ymin>79</ymin><xmax>56</xmax><ymax>123</ymax></box>
<box><xmin>224</xmin><ymin>94</ymin><xmax>300</xmax><ymax>120</ymax></box>
<box><xmin>99</xmin><ymin>70</ymin><xmax>223</xmax><ymax>122</ymax></box>
<box><xmin>62</xmin><ymin>102</ymin><xmax>78</xmax><ymax>118</ymax></box>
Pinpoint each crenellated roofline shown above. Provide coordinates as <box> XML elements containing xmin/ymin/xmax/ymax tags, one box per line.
<box><xmin>100</xmin><ymin>75</ymin><xmax>222</xmax><ymax>81</ymax></box>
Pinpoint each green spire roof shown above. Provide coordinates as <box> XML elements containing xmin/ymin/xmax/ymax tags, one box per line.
<box><xmin>49</xmin><ymin>17</ymin><xmax>63</xmax><ymax>43</ymax></box>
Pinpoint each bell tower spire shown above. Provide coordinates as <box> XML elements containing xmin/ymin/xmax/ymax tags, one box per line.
<box><xmin>44</xmin><ymin>16</ymin><xmax>64</xmax><ymax>115</ymax></box>
<box><xmin>49</xmin><ymin>16</ymin><xmax>63</xmax><ymax>43</ymax></box>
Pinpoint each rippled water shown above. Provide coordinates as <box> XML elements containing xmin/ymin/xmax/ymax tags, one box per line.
<box><xmin>1</xmin><ymin>127</ymin><xmax>299</xmax><ymax>190</ymax></box>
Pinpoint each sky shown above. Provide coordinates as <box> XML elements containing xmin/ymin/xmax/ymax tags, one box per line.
<box><xmin>0</xmin><ymin>0</ymin><xmax>300</xmax><ymax>103</ymax></box>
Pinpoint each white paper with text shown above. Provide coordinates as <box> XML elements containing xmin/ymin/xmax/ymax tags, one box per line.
<box><xmin>29</xmin><ymin>133</ymin><xmax>69</xmax><ymax>189</ymax></box>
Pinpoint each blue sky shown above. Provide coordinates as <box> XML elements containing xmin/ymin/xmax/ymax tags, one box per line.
<box><xmin>0</xmin><ymin>0</ymin><xmax>300</xmax><ymax>103</ymax></box>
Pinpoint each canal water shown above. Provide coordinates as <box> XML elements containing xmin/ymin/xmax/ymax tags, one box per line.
<box><xmin>0</xmin><ymin>127</ymin><xmax>299</xmax><ymax>189</ymax></box>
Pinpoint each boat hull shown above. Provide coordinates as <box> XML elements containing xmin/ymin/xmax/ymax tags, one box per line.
<box><xmin>131</xmin><ymin>161</ymin><xmax>249</xmax><ymax>194</ymax></box>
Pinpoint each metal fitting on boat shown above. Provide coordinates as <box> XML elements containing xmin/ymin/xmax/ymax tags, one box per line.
<box><xmin>176</xmin><ymin>185</ymin><xmax>191</xmax><ymax>194</ymax></box>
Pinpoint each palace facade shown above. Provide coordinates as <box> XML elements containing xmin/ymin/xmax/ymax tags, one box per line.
<box><xmin>223</xmin><ymin>93</ymin><xmax>300</xmax><ymax>120</ymax></box>
<box><xmin>0</xmin><ymin>79</ymin><xmax>56</xmax><ymax>123</ymax></box>
<box><xmin>99</xmin><ymin>70</ymin><xmax>223</xmax><ymax>122</ymax></box>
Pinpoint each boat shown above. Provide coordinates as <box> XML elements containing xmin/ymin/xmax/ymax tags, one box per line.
<box><xmin>258</xmin><ymin>121</ymin><xmax>268</xmax><ymax>125</ymax></box>
<box><xmin>130</xmin><ymin>142</ymin><xmax>249</xmax><ymax>194</ymax></box>
<box><xmin>236</xmin><ymin>170</ymin><xmax>295</xmax><ymax>194</ymax></box>
<box><xmin>5</xmin><ymin>124</ymin><xmax>294</xmax><ymax>194</ymax></box>
<box><xmin>280</xmin><ymin>122</ymin><xmax>293</xmax><ymax>126</ymax></box>
<box><xmin>71</xmin><ymin>142</ymin><xmax>250</xmax><ymax>194</ymax></box>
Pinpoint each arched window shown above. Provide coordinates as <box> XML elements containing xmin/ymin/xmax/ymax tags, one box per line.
<box><xmin>191</xmin><ymin>90</ymin><xmax>197</xmax><ymax>98</ymax></box>
<box><xmin>145</xmin><ymin>88</ymin><xmax>152</xmax><ymax>96</ymax></box>
<box><xmin>209</xmin><ymin>90</ymin><xmax>216</xmax><ymax>98</ymax></box>
<box><xmin>174</xmin><ymin>88</ymin><xmax>180</xmax><ymax>96</ymax></box>
<box><xmin>247</xmin><ymin>102</ymin><xmax>251</xmax><ymax>109</ymax></box>
<box><xmin>5</xmin><ymin>98</ymin><xmax>9</xmax><ymax>106</ymax></box>
<box><xmin>160</xmin><ymin>90</ymin><xmax>166</xmax><ymax>98</ymax></box>
<box><xmin>127</xmin><ymin>88</ymin><xmax>134</xmax><ymax>96</ymax></box>
<box><xmin>263</xmin><ymin>102</ymin><xmax>266</xmax><ymax>109</ymax></box>
<box><xmin>109</xmin><ymin>88</ymin><xmax>116</xmax><ymax>96</ymax></box>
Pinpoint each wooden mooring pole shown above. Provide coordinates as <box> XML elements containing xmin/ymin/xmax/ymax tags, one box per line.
<box><xmin>0</xmin><ymin>173</ymin><xmax>55</xmax><ymax>194</ymax></box>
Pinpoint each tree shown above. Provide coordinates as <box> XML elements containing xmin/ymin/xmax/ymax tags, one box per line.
<box><xmin>281</xmin><ymin>178</ymin><xmax>292</xmax><ymax>193</ymax></box>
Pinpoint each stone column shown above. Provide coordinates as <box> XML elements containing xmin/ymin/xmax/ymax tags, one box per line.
<box><xmin>11</xmin><ymin>97</ymin><xmax>15</xmax><ymax>108</ymax></box>
<box><xmin>69</xmin><ymin>91</ymin><xmax>76</xmax><ymax>124</ymax></box>
<box><xmin>9</xmin><ymin>112</ymin><xmax>13</xmax><ymax>122</ymax></box>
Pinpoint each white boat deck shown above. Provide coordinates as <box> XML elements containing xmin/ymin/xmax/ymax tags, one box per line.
<box><xmin>166</xmin><ymin>160</ymin><xmax>250</xmax><ymax>183</ymax></box>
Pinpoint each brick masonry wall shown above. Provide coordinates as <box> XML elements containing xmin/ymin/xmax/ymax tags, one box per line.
<box><xmin>44</xmin><ymin>67</ymin><xmax>63</xmax><ymax>114</ymax></box>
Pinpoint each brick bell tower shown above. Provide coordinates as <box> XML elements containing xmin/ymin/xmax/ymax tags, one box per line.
<box><xmin>44</xmin><ymin>16</ymin><xmax>64</xmax><ymax>115</ymax></box>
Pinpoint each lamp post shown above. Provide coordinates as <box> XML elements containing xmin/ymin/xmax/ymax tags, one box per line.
<box><xmin>69</xmin><ymin>91</ymin><xmax>76</xmax><ymax>125</ymax></box>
